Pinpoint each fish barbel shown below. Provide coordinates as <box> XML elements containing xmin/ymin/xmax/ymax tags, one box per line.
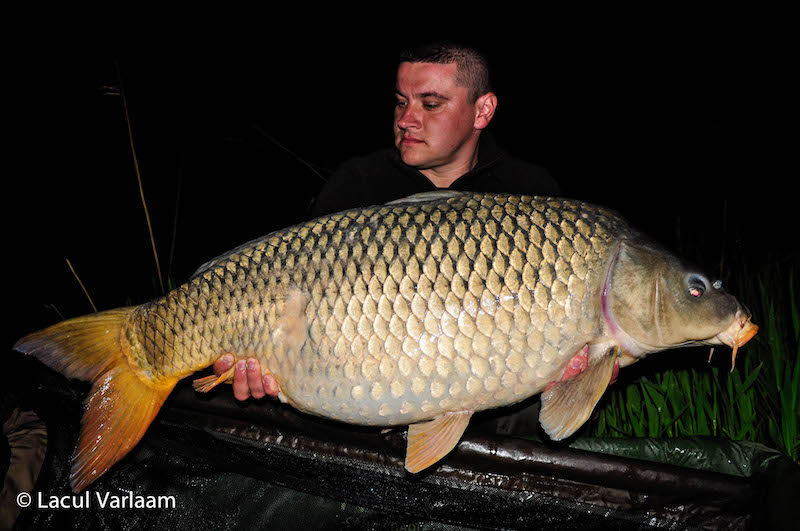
<box><xmin>14</xmin><ymin>192</ymin><xmax>757</xmax><ymax>491</ymax></box>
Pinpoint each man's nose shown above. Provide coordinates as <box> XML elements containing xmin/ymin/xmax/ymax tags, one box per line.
<box><xmin>396</xmin><ymin>105</ymin><xmax>419</xmax><ymax>129</ymax></box>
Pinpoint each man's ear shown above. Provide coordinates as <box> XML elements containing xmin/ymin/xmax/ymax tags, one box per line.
<box><xmin>474</xmin><ymin>92</ymin><xmax>497</xmax><ymax>130</ymax></box>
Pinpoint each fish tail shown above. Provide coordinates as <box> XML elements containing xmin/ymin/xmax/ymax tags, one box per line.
<box><xmin>14</xmin><ymin>308</ymin><xmax>175</xmax><ymax>492</ymax></box>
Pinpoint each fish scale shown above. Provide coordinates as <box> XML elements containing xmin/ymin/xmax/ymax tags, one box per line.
<box><xmin>129</xmin><ymin>193</ymin><xmax>623</xmax><ymax>422</ymax></box>
<box><xmin>16</xmin><ymin>191</ymin><xmax>757</xmax><ymax>491</ymax></box>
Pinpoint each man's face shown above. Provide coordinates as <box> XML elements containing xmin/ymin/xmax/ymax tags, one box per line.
<box><xmin>393</xmin><ymin>62</ymin><xmax>480</xmax><ymax>172</ymax></box>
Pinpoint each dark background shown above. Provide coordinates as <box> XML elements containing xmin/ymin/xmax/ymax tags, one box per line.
<box><xmin>7</xmin><ymin>28</ymin><xmax>796</xmax><ymax>350</ymax></box>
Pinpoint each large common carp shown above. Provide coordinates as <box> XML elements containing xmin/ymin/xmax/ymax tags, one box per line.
<box><xmin>15</xmin><ymin>192</ymin><xmax>758</xmax><ymax>492</ymax></box>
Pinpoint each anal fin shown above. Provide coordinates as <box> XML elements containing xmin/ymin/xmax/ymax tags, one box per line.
<box><xmin>192</xmin><ymin>364</ymin><xmax>236</xmax><ymax>392</ymax></box>
<box><xmin>405</xmin><ymin>410</ymin><xmax>472</xmax><ymax>473</ymax></box>
<box><xmin>539</xmin><ymin>346</ymin><xmax>620</xmax><ymax>440</ymax></box>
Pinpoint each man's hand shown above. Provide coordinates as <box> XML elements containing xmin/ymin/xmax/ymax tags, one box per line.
<box><xmin>212</xmin><ymin>354</ymin><xmax>280</xmax><ymax>400</ymax></box>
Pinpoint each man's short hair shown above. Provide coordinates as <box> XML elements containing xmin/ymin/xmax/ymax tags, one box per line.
<box><xmin>399</xmin><ymin>42</ymin><xmax>492</xmax><ymax>103</ymax></box>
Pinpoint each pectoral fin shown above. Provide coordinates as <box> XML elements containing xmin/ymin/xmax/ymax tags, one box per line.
<box><xmin>539</xmin><ymin>346</ymin><xmax>620</xmax><ymax>440</ymax></box>
<box><xmin>405</xmin><ymin>411</ymin><xmax>472</xmax><ymax>473</ymax></box>
<box><xmin>271</xmin><ymin>286</ymin><xmax>308</xmax><ymax>357</ymax></box>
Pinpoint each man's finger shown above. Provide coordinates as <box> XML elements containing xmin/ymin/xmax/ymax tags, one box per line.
<box><xmin>232</xmin><ymin>360</ymin><xmax>250</xmax><ymax>400</ymax></box>
<box><xmin>247</xmin><ymin>358</ymin><xmax>266</xmax><ymax>399</ymax></box>
<box><xmin>213</xmin><ymin>353</ymin><xmax>234</xmax><ymax>376</ymax></box>
<box><xmin>263</xmin><ymin>374</ymin><xmax>280</xmax><ymax>397</ymax></box>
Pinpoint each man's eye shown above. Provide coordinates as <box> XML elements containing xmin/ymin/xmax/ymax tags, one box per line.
<box><xmin>395</xmin><ymin>100</ymin><xmax>407</xmax><ymax>108</ymax></box>
<box><xmin>423</xmin><ymin>102</ymin><xmax>440</xmax><ymax>110</ymax></box>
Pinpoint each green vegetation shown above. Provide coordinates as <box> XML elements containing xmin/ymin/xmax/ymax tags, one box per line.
<box><xmin>591</xmin><ymin>261</ymin><xmax>800</xmax><ymax>462</ymax></box>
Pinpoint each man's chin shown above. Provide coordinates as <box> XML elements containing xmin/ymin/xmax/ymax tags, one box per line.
<box><xmin>398</xmin><ymin>153</ymin><xmax>419</xmax><ymax>167</ymax></box>
<box><xmin>397</xmin><ymin>149</ymin><xmax>428</xmax><ymax>169</ymax></box>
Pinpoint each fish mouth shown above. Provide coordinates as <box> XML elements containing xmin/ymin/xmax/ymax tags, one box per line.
<box><xmin>713</xmin><ymin>309</ymin><xmax>758</xmax><ymax>371</ymax></box>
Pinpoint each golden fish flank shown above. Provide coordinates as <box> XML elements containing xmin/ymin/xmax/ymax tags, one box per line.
<box><xmin>137</xmin><ymin>193</ymin><xmax>619</xmax><ymax>421</ymax></box>
<box><xmin>15</xmin><ymin>191</ymin><xmax>757</xmax><ymax>491</ymax></box>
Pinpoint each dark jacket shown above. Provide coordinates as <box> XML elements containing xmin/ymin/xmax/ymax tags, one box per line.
<box><xmin>311</xmin><ymin>134</ymin><xmax>560</xmax><ymax>218</ymax></box>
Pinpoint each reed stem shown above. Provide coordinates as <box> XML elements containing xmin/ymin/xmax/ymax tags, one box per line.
<box><xmin>115</xmin><ymin>60</ymin><xmax>165</xmax><ymax>295</ymax></box>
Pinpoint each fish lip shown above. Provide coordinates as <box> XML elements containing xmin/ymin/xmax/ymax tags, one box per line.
<box><xmin>714</xmin><ymin>309</ymin><xmax>759</xmax><ymax>349</ymax></box>
<box><xmin>711</xmin><ymin>309</ymin><xmax>758</xmax><ymax>372</ymax></box>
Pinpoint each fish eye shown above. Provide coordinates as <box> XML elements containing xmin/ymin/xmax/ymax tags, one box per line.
<box><xmin>687</xmin><ymin>275</ymin><xmax>708</xmax><ymax>298</ymax></box>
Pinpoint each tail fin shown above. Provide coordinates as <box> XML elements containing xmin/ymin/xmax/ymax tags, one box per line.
<box><xmin>14</xmin><ymin>308</ymin><xmax>175</xmax><ymax>492</ymax></box>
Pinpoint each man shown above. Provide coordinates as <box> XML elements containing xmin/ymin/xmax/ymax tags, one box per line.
<box><xmin>310</xmin><ymin>43</ymin><xmax>560</xmax><ymax>217</ymax></box>
<box><xmin>214</xmin><ymin>42</ymin><xmax>560</xmax><ymax>401</ymax></box>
